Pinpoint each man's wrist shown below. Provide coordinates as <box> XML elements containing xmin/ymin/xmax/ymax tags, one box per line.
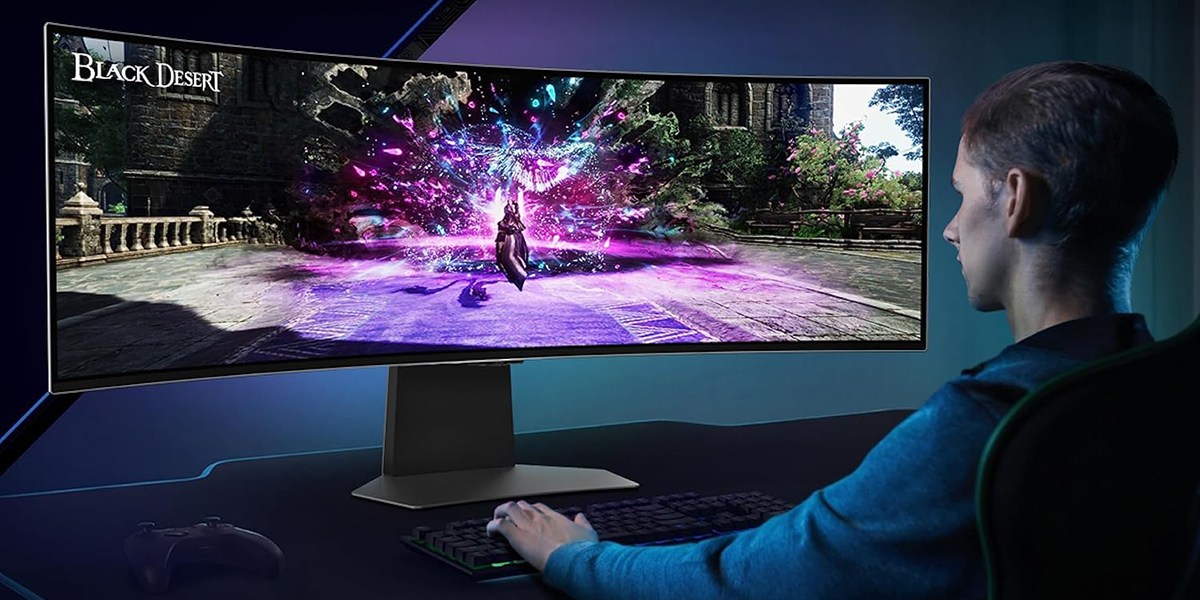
<box><xmin>543</xmin><ymin>539</ymin><xmax>597</xmax><ymax>578</ymax></box>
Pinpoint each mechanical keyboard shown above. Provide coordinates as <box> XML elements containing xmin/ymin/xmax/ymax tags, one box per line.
<box><xmin>403</xmin><ymin>491</ymin><xmax>795</xmax><ymax>580</ymax></box>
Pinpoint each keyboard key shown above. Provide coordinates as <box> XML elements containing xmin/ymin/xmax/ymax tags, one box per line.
<box><xmin>410</xmin><ymin>526</ymin><xmax>432</xmax><ymax>543</ymax></box>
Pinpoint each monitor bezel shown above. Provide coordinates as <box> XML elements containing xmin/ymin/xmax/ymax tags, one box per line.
<box><xmin>46</xmin><ymin>22</ymin><xmax>931</xmax><ymax>394</ymax></box>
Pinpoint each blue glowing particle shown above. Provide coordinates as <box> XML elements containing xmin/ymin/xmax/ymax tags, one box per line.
<box><xmin>546</xmin><ymin>84</ymin><xmax>556</xmax><ymax>102</ymax></box>
<box><xmin>531</xmin><ymin>99</ymin><xmax>541</xmax><ymax>108</ymax></box>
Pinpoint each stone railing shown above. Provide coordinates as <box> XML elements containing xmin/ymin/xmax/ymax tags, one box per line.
<box><xmin>744</xmin><ymin>208</ymin><xmax>923</xmax><ymax>240</ymax></box>
<box><xmin>54</xmin><ymin>185</ymin><xmax>284</xmax><ymax>268</ymax></box>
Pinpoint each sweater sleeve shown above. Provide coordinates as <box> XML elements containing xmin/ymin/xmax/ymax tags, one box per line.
<box><xmin>542</xmin><ymin>380</ymin><xmax>1005</xmax><ymax>600</ymax></box>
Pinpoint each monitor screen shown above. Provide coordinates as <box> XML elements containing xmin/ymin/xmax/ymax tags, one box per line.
<box><xmin>48</xmin><ymin>24</ymin><xmax>928</xmax><ymax>393</ymax></box>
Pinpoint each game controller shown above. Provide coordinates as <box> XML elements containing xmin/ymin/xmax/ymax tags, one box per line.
<box><xmin>123</xmin><ymin>517</ymin><xmax>284</xmax><ymax>594</ymax></box>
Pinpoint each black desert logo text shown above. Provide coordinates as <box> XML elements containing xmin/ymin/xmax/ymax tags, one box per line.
<box><xmin>71</xmin><ymin>52</ymin><xmax>223</xmax><ymax>93</ymax></box>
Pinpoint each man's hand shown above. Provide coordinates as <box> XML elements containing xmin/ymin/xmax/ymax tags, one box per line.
<box><xmin>487</xmin><ymin>500</ymin><xmax>598</xmax><ymax>572</ymax></box>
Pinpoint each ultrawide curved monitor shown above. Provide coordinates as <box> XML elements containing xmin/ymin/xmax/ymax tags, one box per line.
<box><xmin>47</xmin><ymin>23</ymin><xmax>929</xmax><ymax>394</ymax></box>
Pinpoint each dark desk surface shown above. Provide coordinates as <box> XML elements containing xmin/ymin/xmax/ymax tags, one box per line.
<box><xmin>0</xmin><ymin>411</ymin><xmax>910</xmax><ymax>599</ymax></box>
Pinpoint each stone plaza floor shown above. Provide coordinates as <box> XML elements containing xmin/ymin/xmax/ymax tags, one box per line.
<box><xmin>54</xmin><ymin>241</ymin><xmax>923</xmax><ymax>380</ymax></box>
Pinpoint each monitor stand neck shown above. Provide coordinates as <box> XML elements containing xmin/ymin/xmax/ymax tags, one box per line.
<box><xmin>352</xmin><ymin>363</ymin><xmax>638</xmax><ymax>509</ymax></box>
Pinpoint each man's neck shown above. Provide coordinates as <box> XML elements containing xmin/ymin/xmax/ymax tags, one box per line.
<box><xmin>1004</xmin><ymin>273</ymin><xmax>1131</xmax><ymax>343</ymax></box>
<box><xmin>1007</xmin><ymin>304</ymin><xmax>1113</xmax><ymax>342</ymax></box>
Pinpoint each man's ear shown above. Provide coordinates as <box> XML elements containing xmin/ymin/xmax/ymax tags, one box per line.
<box><xmin>1002</xmin><ymin>167</ymin><xmax>1049</xmax><ymax>238</ymax></box>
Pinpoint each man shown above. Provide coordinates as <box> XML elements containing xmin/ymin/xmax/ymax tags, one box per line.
<box><xmin>487</xmin><ymin>61</ymin><xmax>1180</xmax><ymax>599</ymax></box>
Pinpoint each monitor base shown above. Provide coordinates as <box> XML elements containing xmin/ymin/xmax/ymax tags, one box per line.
<box><xmin>352</xmin><ymin>464</ymin><xmax>638</xmax><ymax>509</ymax></box>
<box><xmin>355</xmin><ymin>364</ymin><xmax>639</xmax><ymax>510</ymax></box>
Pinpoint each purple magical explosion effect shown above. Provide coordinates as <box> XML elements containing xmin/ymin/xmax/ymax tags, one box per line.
<box><xmin>299</xmin><ymin>70</ymin><xmax>681</xmax><ymax>275</ymax></box>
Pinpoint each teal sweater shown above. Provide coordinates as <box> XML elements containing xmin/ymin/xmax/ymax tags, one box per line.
<box><xmin>543</xmin><ymin>314</ymin><xmax>1153</xmax><ymax>600</ymax></box>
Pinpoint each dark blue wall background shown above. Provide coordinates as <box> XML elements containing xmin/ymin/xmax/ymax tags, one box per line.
<box><xmin>3</xmin><ymin>0</ymin><xmax>1195</xmax><ymax>495</ymax></box>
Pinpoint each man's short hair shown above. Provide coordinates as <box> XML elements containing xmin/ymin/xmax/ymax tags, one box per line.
<box><xmin>961</xmin><ymin>61</ymin><xmax>1178</xmax><ymax>255</ymax></box>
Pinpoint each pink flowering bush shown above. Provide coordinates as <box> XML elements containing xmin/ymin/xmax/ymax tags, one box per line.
<box><xmin>781</xmin><ymin>121</ymin><xmax>920</xmax><ymax>213</ymax></box>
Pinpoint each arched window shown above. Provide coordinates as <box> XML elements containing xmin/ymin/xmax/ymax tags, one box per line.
<box><xmin>168</xmin><ymin>48</ymin><xmax>207</xmax><ymax>73</ymax></box>
<box><xmin>713</xmin><ymin>82</ymin><xmax>744</xmax><ymax>126</ymax></box>
<box><xmin>795</xmin><ymin>83</ymin><xmax>812</xmax><ymax>126</ymax></box>
<box><xmin>770</xmin><ymin>83</ymin><xmax>812</xmax><ymax>131</ymax></box>
<box><xmin>161</xmin><ymin>47</ymin><xmax>219</xmax><ymax>101</ymax></box>
<box><xmin>770</xmin><ymin>84</ymin><xmax>791</xmax><ymax>129</ymax></box>
<box><xmin>243</xmin><ymin>55</ymin><xmax>272</xmax><ymax>104</ymax></box>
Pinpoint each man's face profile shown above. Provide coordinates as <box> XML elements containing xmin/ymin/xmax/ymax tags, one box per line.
<box><xmin>945</xmin><ymin>136</ymin><xmax>1008</xmax><ymax>312</ymax></box>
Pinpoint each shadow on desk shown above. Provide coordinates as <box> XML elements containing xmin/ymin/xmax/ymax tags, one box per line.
<box><xmin>0</xmin><ymin>411</ymin><xmax>911</xmax><ymax>599</ymax></box>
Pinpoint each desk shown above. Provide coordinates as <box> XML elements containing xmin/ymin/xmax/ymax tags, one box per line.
<box><xmin>0</xmin><ymin>411</ymin><xmax>910</xmax><ymax>599</ymax></box>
